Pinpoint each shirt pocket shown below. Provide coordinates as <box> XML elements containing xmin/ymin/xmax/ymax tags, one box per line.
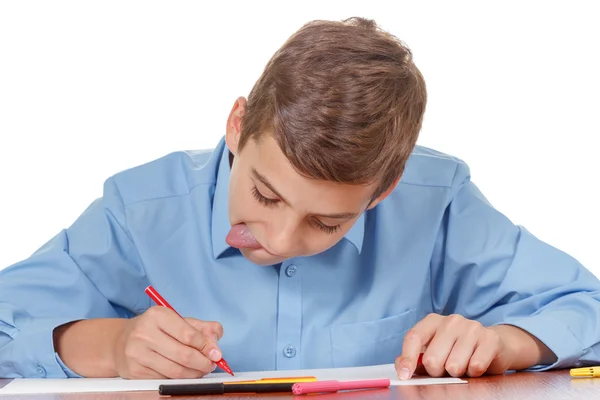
<box><xmin>329</xmin><ymin>308</ymin><xmax>416</xmax><ymax>368</ymax></box>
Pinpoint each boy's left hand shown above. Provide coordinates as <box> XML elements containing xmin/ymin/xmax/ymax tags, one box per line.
<box><xmin>394</xmin><ymin>313</ymin><xmax>553</xmax><ymax>380</ymax></box>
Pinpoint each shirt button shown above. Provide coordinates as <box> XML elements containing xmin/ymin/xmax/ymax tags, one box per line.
<box><xmin>285</xmin><ymin>265</ymin><xmax>297</xmax><ymax>277</ymax></box>
<box><xmin>36</xmin><ymin>364</ymin><xmax>46</xmax><ymax>377</ymax></box>
<box><xmin>283</xmin><ymin>344</ymin><xmax>297</xmax><ymax>358</ymax></box>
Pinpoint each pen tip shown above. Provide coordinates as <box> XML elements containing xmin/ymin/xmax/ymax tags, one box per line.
<box><xmin>217</xmin><ymin>359</ymin><xmax>234</xmax><ymax>376</ymax></box>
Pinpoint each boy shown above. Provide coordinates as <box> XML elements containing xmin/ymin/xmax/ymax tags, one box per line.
<box><xmin>1</xmin><ymin>17</ymin><xmax>599</xmax><ymax>380</ymax></box>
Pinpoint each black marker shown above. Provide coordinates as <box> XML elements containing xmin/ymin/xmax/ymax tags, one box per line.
<box><xmin>158</xmin><ymin>382</ymin><xmax>296</xmax><ymax>396</ymax></box>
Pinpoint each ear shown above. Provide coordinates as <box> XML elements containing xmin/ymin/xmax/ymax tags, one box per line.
<box><xmin>367</xmin><ymin>176</ymin><xmax>401</xmax><ymax>210</ymax></box>
<box><xmin>225</xmin><ymin>97</ymin><xmax>247</xmax><ymax>155</ymax></box>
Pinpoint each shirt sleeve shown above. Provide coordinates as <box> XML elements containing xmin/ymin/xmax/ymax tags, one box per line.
<box><xmin>55</xmin><ymin>352</ymin><xmax>82</xmax><ymax>378</ymax></box>
<box><xmin>0</xmin><ymin>177</ymin><xmax>150</xmax><ymax>378</ymax></box>
<box><xmin>431</xmin><ymin>161</ymin><xmax>600</xmax><ymax>371</ymax></box>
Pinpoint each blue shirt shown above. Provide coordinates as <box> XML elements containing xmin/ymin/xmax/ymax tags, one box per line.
<box><xmin>1</xmin><ymin>138</ymin><xmax>599</xmax><ymax>378</ymax></box>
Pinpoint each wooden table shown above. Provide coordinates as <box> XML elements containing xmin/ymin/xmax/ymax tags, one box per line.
<box><xmin>2</xmin><ymin>370</ymin><xmax>600</xmax><ymax>399</ymax></box>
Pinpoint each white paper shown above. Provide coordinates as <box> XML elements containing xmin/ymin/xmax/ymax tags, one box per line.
<box><xmin>0</xmin><ymin>364</ymin><xmax>466</xmax><ymax>395</ymax></box>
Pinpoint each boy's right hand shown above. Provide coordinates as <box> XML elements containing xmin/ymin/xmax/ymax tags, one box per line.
<box><xmin>113</xmin><ymin>306</ymin><xmax>224</xmax><ymax>379</ymax></box>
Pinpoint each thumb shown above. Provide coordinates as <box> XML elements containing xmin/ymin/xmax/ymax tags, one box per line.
<box><xmin>395</xmin><ymin>355</ymin><xmax>413</xmax><ymax>380</ymax></box>
<box><xmin>395</xmin><ymin>353</ymin><xmax>424</xmax><ymax>380</ymax></box>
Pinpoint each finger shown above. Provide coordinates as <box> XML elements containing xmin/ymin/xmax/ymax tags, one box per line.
<box><xmin>154</xmin><ymin>311</ymin><xmax>222</xmax><ymax>362</ymax></box>
<box><xmin>444</xmin><ymin>332</ymin><xmax>479</xmax><ymax>377</ymax></box>
<box><xmin>148</xmin><ymin>329</ymin><xmax>216</xmax><ymax>374</ymax></box>
<box><xmin>123</xmin><ymin>363</ymin><xmax>168</xmax><ymax>380</ymax></box>
<box><xmin>185</xmin><ymin>319</ymin><xmax>224</xmax><ymax>341</ymax></box>
<box><xmin>142</xmin><ymin>349</ymin><xmax>211</xmax><ymax>379</ymax></box>
<box><xmin>422</xmin><ymin>315</ymin><xmax>465</xmax><ymax>377</ymax></box>
<box><xmin>468</xmin><ymin>330</ymin><xmax>503</xmax><ymax>377</ymax></box>
<box><xmin>396</xmin><ymin>314</ymin><xmax>442</xmax><ymax>380</ymax></box>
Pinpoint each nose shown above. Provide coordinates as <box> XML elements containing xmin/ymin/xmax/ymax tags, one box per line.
<box><xmin>264</xmin><ymin>215</ymin><xmax>303</xmax><ymax>257</ymax></box>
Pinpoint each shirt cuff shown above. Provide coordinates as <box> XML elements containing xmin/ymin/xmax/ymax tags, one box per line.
<box><xmin>17</xmin><ymin>317</ymin><xmax>81</xmax><ymax>378</ymax></box>
<box><xmin>494</xmin><ymin>314</ymin><xmax>584</xmax><ymax>371</ymax></box>
<box><xmin>55</xmin><ymin>352</ymin><xmax>82</xmax><ymax>378</ymax></box>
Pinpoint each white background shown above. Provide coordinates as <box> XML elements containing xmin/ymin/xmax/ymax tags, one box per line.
<box><xmin>0</xmin><ymin>1</ymin><xmax>598</xmax><ymax>276</ymax></box>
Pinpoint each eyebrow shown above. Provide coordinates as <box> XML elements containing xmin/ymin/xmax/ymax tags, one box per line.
<box><xmin>251</xmin><ymin>168</ymin><xmax>359</xmax><ymax>220</ymax></box>
<box><xmin>252</xmin><ymin>168</ymin><xmax>289</xmax><ymax>203</ymax></box>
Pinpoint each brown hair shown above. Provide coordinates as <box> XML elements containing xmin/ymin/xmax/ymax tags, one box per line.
<box><xmin>238</xmin><ymin>17</ymin><xmax>427</xmax><ymax>199</ymax></box>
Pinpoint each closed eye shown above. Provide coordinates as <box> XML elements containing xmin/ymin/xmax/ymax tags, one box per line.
<box><xmin>253</xmin><ymin>185</ymin><xmax>341</xmax><ymax>234</ymax></box>
<box><xmin>312</xmin><ymin>219</ymin><xmax>341</xmax><ymax>234</ymax></box>
<box><xmin>252</xmin><ymin>186</ymin><xmax>280</xmax><ymax>207</ymax></box>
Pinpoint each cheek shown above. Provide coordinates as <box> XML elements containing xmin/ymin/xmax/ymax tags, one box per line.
<box><xmin>228</xmin><ymin>175</ymin><xmax>265</xmax><ymax>222</ymax></box>
<box><xmin>303</xmin><ymin>230</ymin><xmax>347</xmax><ymax>256</ymax></box>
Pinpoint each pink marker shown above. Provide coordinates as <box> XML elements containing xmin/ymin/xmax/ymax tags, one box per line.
<box><xmin>292</xmin><ymin>378</ymin><xmax>390</xmax><ymax>395</ymax></box>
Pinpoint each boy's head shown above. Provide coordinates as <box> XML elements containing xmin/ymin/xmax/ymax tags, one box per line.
<box><xmin>224</xmin><ymin>17</ymin><xmax>427</xmax><ymax>266</ymax></box>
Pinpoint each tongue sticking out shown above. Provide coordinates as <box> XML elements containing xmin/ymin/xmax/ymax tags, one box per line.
<box><xmin>226</xmin><ymin>223</ymin><xmax>262</xmax><ymax>249</ymax></box>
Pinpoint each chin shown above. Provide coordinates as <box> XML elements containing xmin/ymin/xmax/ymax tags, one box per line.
<box><xmin>239</xmin><ymin>247</ymin><xmax>286</xmax><ymax>266</ymax></box>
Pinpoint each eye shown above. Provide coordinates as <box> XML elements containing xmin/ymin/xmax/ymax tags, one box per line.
<box><xmin>313</xmin><ymin>219</ymin><xmax>341</xmax><ymax>234</ymax></box>
<box><xmin>252</xmin><ymin>186</ymin><xmax>280</xmax><ymax>207</ymax></box>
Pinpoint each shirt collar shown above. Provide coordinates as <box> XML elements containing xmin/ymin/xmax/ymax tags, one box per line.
<box><xmin>344</xmin><ymin>212</ymin><xmax>365</xmax><ymax>254</ymax></box>
<box><xmin>211</xmin><ymin>140</ymin><xmax>234</xmax><ymax>259</ymax></box>
<box><xmin>210</xmin><ymin>142</ymin><xmax>366</xmax><ymax>259</ymax></box>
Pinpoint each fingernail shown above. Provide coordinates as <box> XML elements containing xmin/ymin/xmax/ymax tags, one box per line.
<box><xmin>209</xmin><ymin>348</ymin><xmax>222</xmax><ymax>362</ymax></box>
<box><xmin>211</xmin><ymin>363</ymin><xmax>217</xmax><ymax>372</ymax></box>
<box><xmin>399</xmin><ymin>368</ymin><xmax>411</xmax><ymax>380</ymax></box>
<box><xmin>211</xmin><ymin>333</ymin><xmax>219</xmax><ymax>342</ymax></box>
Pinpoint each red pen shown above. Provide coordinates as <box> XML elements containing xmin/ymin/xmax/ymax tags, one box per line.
<box><xmin>144</xmin><ymin>285</ymin><xmax>234</xmax><ymax>376</ymax></box>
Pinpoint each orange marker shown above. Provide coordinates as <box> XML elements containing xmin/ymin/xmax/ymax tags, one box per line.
<box><xmin>144</xmin><ymin>285</ymin><xmax>234</xmax><ymax>376</ymax></box>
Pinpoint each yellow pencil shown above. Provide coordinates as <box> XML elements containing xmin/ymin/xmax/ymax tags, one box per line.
<box><xmin>570</xmin><ymin>367</ymin><xmax>600</xmax><ymax>378</ymax></box>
